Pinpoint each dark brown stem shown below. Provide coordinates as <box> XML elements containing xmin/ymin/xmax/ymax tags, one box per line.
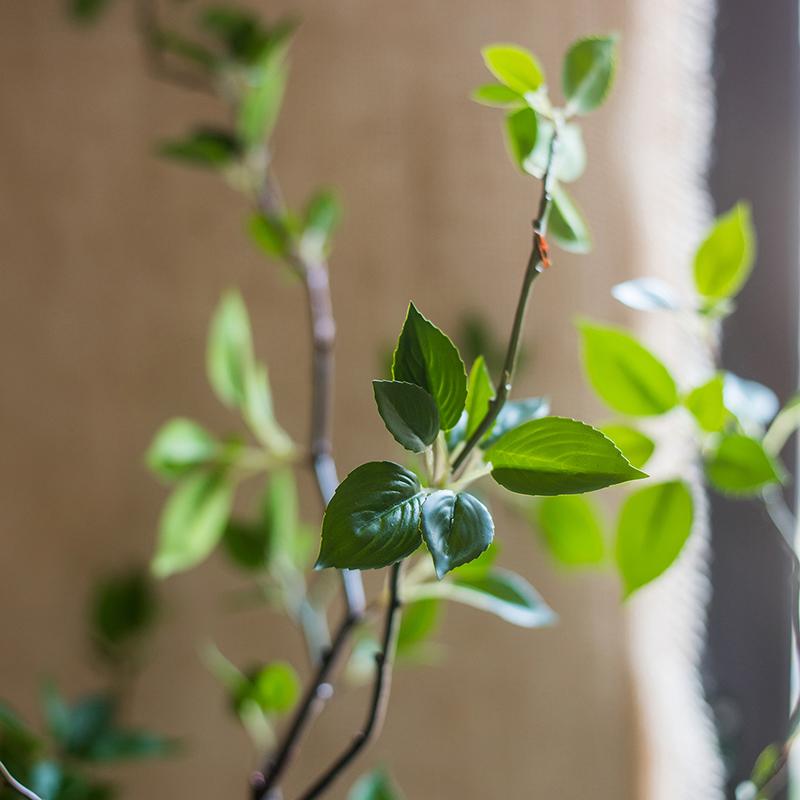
<box><xmin>297</xmin><ymin>563</ymin><xmax>403</xmax><ymax>800</ymax></box>
<box><xmin>0</xmin><ymin>760</ymin><xmax>42</xmax><ymax>800</ymax></box>
<box><xmin>451</xmin><ymin>128</ymin><xmax>560</xmax><ymax>475</ymax></box>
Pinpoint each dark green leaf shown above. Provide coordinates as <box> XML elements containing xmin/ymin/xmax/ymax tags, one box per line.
<box><xmin>153</xmin><ymin>30</ymin><xmax>217</xmax><ymax>70</ymax></box>
<box><xmin>86</xmin><ymin>730</ymin><xmax>175</xmax><ymax>761</ymax></box>
<box><xmin>207</xmin><ymin>290</ymin><xmax>253</xmax><ymax>408</ymax></box>
<box><xmin>536</xmin><ymin>495</ymin><xmax>605</xmax><ymax>566</ymax></box>
<box><xmin>372</xmin><ymin>381</ymin><xmax>440</xmax><ymax>452</ymax></box>
<box><xmin>222</xmin><ymin>519</ymin><xmax>268</xmax><ymax>571</ymax></box>
<box><xmin>706</xmin><ymin>434</ymin><xmax>784</xmax><ymax>496</ymax></box>
<box><xmin>69</xmin><ymin>0</ymin><xmax>113</xmax><ymax>22</ymax></box>
<box><xmin>420</xmin><ymin>490</ymin><xmax>494</xmax><ymax>579</ymax></box>
<box><xmin>317</xmin><ymin>462</ymin><xmax>425</xmax><ymax>570</ymax></box>
<box><xmin>146</xmin><ymin>418</ymin><xmax>218</xmax><ymax>480</ymax></box>
<box><xmin>392</xmin><ymin>303</ymin><xmax>467</xmax><ymax>430</ymax></box>
<box><xmin>599</xmin><ymin>424</ymin><xmax>654</xmax><ymax>469</ymax></box>
<box><xmin>159</xmin><ymin>129</ymin><xmax>240</xmax><ymax>168</ymax></box>
<box><xmin>151</xmin><ymin>470</ymin><xmax>234</xmax><ymax>578</ymax></box>
<box><xmin>684</xmin><ymin>374</ymin><xmax>727</xmax><ymax>432</ymax></box>
<box><xmin>693</xmin><ymin>202</ymin><xmax>755</xmax><ymax>300</ymax></box>
<box><xmin>396</xmin><ymin>600</ymin><xmax>441</xmax><ymax>658</ymax></box>
<box><xmin>482</xmin><ymin>397</ymin><xmax>549</xmax><ymax>447</ymax></box>
<box><xmin>481</xmin><ymin>44</ymin><xmax>544</xmax><ymax>94</ymax></box>
<box><xmin>472</xmin><ymin>84</ymin><xmax>525</xmax><ymax>108</ymax></box>
<box><xmin>486</xmin><ymin>416</ymin><xmax>645</xmax><ymax>496</ymax></box>
<box><xmin>548</xmin><ymin>184</ymin><xmax>591</xmax><ymax>253</ymax></box>
<box><xmin>579</xmin><ymin>322</ymin><xmax>678</xmax><ymax>416</ymax></box>
<box><xmin>611</xmin><ymin>278</ymin><xmax>682</xmax><ymax>311</ymax></box>
<box><xmin>465</xmin><ymin>357</ymin><xmax>494</xmax><ymax>440</ymax></box>
<box><xmin>90</xmin><ymin>568</ymin><xmax>157</xmax><ymax>655</ymax></box>
<box><xmin>248</xmin><ymin>213</ymin><xmax>291</xmax><ymax>260</ymax></box>
<box><xmin>616</xmin><ymin>480</ymin><xmax>693</xmax><ymax>597</ymax></box>
<box><xmin>504</xmin><ymin>107</ymin><xmax>538</xmax><ymax>171</ymax></box>
<box><xmin>562</xmin><ymin>35</ymin><xmax>618</xmax><ymax>114</ymax></box>
<box><xmin>349</xmin><ymin>768</ymin><xmax>405</xmax><ymax>800</ymax></box>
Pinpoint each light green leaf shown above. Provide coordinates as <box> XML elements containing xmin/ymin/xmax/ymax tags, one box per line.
<box><xmin>763</xmin><ymin>393</ymin><xmax>800</xmax><ymax>455</ymax></box>
<box><xmin>409</xmin><ymin>568</ymin><xmax>555</xmax><ymax>628</ymax></box>
<box><xmin>482</xmin><ymin>397</ymin><xmax>549</xmax><ymax>447</ymax></box>
<box><xmin>317</xmin><ymin>462</ymin><xmax>425</xmax><ymax>570</ymax></box>
<box><xmin>349</xmin><ymin>768</ymin><xmax>405</xmax><ymax>800</ymax></box>
<box><xmin>693</xmin><ymin>202</ymin><xmax>755</xmax><ymax>300</ymax></box>
<box><xmin>578</xmin><ymin>322</ymin><xmax>678</xmax><ymax>416</ymax></box>
<box><xmin>505</xmin><ymin>107</ymin><xmax>538</xmax><ymax>172</ymax></box>
<box><xmin>392</xmin><ymin>303</ymin><xmax>467</xmax><ymax>430</ymax></box>
<box><xmin>706</xmin><ymin>434</ymin><xmax>784</xmax><ymax>496</ymax></box>
<box><xmin>237</xmin><ymin>56</ymin><xmax>287</xmax><ymax>149</ymax></box>
<box><xmin>146</xmin><ymin>418</ymin><xmax>218</xmax><ymax>480</ymax></box>
<box><xmin>207</xmin><ymin>290</ymin><xmax>254</xmax><ymax>408</ymax></box>
<box><xmin>465</xmin><ymin>357</ymin><xmax>495</xmax><ymax>440</ymax></box>
<box><xmin>243</xmin><ymin>363</ymin><xmax>293</xmax><ymax>455</ymax></box>
<box><xmin>159</xmin><ymin>128</ymin><xmax>240</xmax><ymax>168</ymax></box>
<box><xmin>548</xmin><ymin>184</ymin><xmax>591</xmax><ymax>253</ymax></box>
<box><xmin>397</xmin><ymin>599</ymin><xmax>441</xmax><ymax>658</ymax></box>
<box><xmin>372</xmin><ymin>381</ymin><xmax>440</xmax><ymax>453</ymax></box>
<box><xmin>486</xmin><ymin>416</ymin><xmax>645</xmax><ymax>496</ymax></box>
<box><xmin>248</xmin><ymin>213</ymin><xmax>291</xmax><ymax>259</ymax></box>
<box><xmin>482</xmin><ymin>44</ymin><xmax>545</xmax><ymax>94</ymax></box>
<box><xmin>152</xmin><ymin>471</ymin><xmax>234</xmax><ymax>578</ymax></box>
<box><xmin>611</xmin><ymin>278</ymin><xmax>682</xmax><ymax>311</ymax></box>
<box><xmin>421</xmin><ymin>491</ymin><xmax>494</xmax><ymax>579</ymax></box>
<box><xmin>684</xmin><ymin>374</ymin><xmax>727</xmax><ymax>432</ymax></box>
<box><xmin>302</xmin><ymin>189</ymin><xmax>341</xmax><ymax>256</ymax></box>
<box><xmin>247</xmin><ymin>662</ymin><xmax>300</xmax><ymax>715</ymax></box>
<box><xmin>536</xmin><ymin>495</ymin><xmax>605</xmax><ymax>566</ymax></box>
<box><xmin>562</xmin><ymin>35</ymin><xmax>619</xmax><ymax>115</ymax></box>
<box><xmin>472</xmin><ymin>84</ymin><xmax>525</xmax><ymax>108</ymax></box>
<box><xmin>524</xmin><ymin>120</ymin><xmax>586</xmax><ymax>183</ymax></box>
<box><xmin>262</xmin><ymin>467</ymin><xmax>300</xmax><ymax>563</ymax></box>
<box><xmin>616</xmin><ymin>480</ymin><xmax>693</xmax><ymax>597</ymax></box>
<box><xmin>600</xmin><ymin>424</ymin><xmax>655</xmax><ymax>469</ymax></box>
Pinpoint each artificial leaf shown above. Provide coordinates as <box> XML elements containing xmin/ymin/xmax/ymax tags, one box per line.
<box><xmin>481</xmin><ymin>44</ymin><xmax>545</xmax><ymax>94</ymax></box>
<box><xmin>207</xmin><ymin>290</ymin><xmax>254</xmax><ymax>408</ymax></box>
<box><xmin>684</xmin><ymin>374</ymin><xmax>727</xmax><ymax>432</ymax></box>
<box><xmin>706</xmin><ymin>434</ymin><xmax>784</xmax><ymax>496</ymax></box>
<box><xmin>159</xmin><ymin>128</ymin><xmax>240</xmax><ymax>168</ymax></box>
<box><xmin>465</xmin><ymin>357</ymin><xmax>495</xmax><ymax>440</ymax></box>
<box><xmin>392</xmin><ymin>303</ymin><xmax>467</xmax><ymax>430</ymax></box>
<box><xmin>486</xmin><ymin>416</ymin><xmax>645</xmax><ymax>496</ymax></box>
<box><xmin>693</xmin><ymin>202</ymin><xmax>755</xmax><ymax>300</ymax></box>
<box><xmin>562</xmin><ymin>35</ymin><xmax>618</xmax><ymax>114</ymax></box>
<box><xmin>471</xmin><ymin>84</ymin><xmax>525</xmax><ymax>108</ymax></box>
<box><xmin>151</xmin><ymin>470</ymin><xmax>234</xmax><ymax>577</ymax></box>
<box><xmin>548</xmin><ymin>184</ymin><xmax>591</xmax><ymax>253</ymax></box>
<box><xmin>611</xmin><ymin>277</ymin><xmax>682</xmax><ymax>311</ymax></box>
<box><xmin>600</xmin><ymin>424</ymin><xmax>655</xmax><ymax>469</ymax></box>
<box><xmin>536</xmin><ymin>495</ymin><xmax>605</xmax><ymax>566</ymax></box>
<box><xmin>372</xmin><ymin>381</ymin><xmax>440</xmax><ymax>452</ymax></box>
<box><xmin>146</xmin><ymin>418</ymin><xmax>218</xmax><ymax>480</ymax></box>
<box><xmin>420</xmin><ymin>490</ymin><xmax>494</xmax><ymax>579</ymax></box>
<box><xmin>482</xmin><ymin>397</ymin><xmax>549</xmax><ymax>447</ymax></box>
<box><xmin>616</xmin><ymin>480</ymin><xmax>693</xmax><ymax>597</ymax></box>
<box><xmin>505</xmin><ymin>107</ymin><xmax>538</xmax><ymax>172</ymax></box>
<box><xmin>349</xmin><ymin>768</ymin><xmax>405</xmax><ymax>800</ymax></box>
<box><xmin>579</xmin><ymin>322</ymin><xmax>678</xmax><ymax>416</ymax></box>
<box><xmin>316</xmin><ymin>462</ymin><xmax>425</xmax><ymax>570</ymax></box>
<box><xmin>763</xmin><ymin>393</ymin><xmax>800</xmax><ymax>456</ymax></box>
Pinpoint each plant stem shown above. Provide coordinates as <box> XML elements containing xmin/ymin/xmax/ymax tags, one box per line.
<box><xmin>296</xmin><ymin>562</ymin><xmax>404</xmax><ymax>800</ymax></box>
<box><xmin>0</xmin><ymin>760</ymin><xmax>42</xmax><ymax>800</ymax></box>
<box><xmin>451</xmin><ymin>129</ymin><xmax>560</xmax><ymax>476</ymax></box>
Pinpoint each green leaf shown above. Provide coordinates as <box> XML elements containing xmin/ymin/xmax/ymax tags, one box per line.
<box><xmin>152</xmin><ymin>470</ymin><xmax>234</xmax><ymax>577</ymax></box>
<box><xmin>723</xmin><ymin>372</ymin><xmax>779</xmax><ymax>428</ymax></box>
<box><xmin>611</xmin><ymin>278</ymin><xmax>682</xmax><ymax>311</ymax></box>
<box><xmin>246</xmin><ymin>662</ymin><xmax>300</xmax><ymax>715</ymax></box>
<box><xmin>154</xmin><ymin>30</ymin><xmax>217</xmax><ymax>70</ymax></box>
<box><xmin>599</xmin><ymin>424</ymin><xmax>655</xmax><ymax>469</ymax></box>
<box><xmin>684</xmin><ymin>374</ymin><xmax>728</xmax><ymax>432</ymax></box>
<box><xmin>693</xmin><ymin>202</ymin><xmax>755</xmax><ymax>300</ymax></box>
<box><xmin>242</xmin><ymin>362</ymin><xmax>293</xmax><ymax>455</ymax></box>
<box><xmin>706</xmin><ymin>434</ymin><xmax>784</xmax><ymax>496</ymax></box>
<box><xmin>90</xmin><ymin>568</ymin><xmax>157</xmax><ymax>656</ymax></box>
<box><xmin>536</xmin><ymin>495</ymin><xmax>605</xmax><ymax>566</ymax></box>
<box><xmin>411</xmin><ymin>568</ymin><xmax>555</xmax><ymax>628</ymax></box>
<box><xmin>578</xmin><ymin>322</ymin><xmax>678</xmax><ymax>416</ymax></box>
<box><xmin>146</xmin><ymin>418</ymin><xmax>218</xmax><ymax>480</ymax></box>
<box><xmin>482</xmin><ymin>397</ymin><xmax>549</xmax><ymax>447</ymax></box>
<box><xmin>420</xmin><ymin>491</ymin><xmax>494</xmax><ymax>579</ymax></box>
<box><xmin>207</xmin><ymin>290</ymin><xmax>253</xmax><ymax>408</ymax></box>
<box><xmin>486</xmin><ymin>416</ymin><xmax>645</xmax><ymax>496</ymax></box>
<box><xmin>396</xmin><ymin>599</ymin><xmax>441</xmax><ymax>658</ymax></box>
<box><xmin>562</xmin><ymin>35</ymin><xmax>618</xmax><ymax>114</ymax></box>
<box><xmin>248</xmin><ymin>213</ymin><xmax>291</xmax><ymax>259</ymax></box>
<box><xmin>372</xmin><ymin>380</ymin><xmax>440</xmax><ymax>452</ymax></box>
<box><xmin>317</xmin><ymin>462</ymin><xmax>425</xmax><ymax>570</ymax></box>
<box><xmin>222</xmin><ymin>519</ymin><xmax>269</xmax><ymax>571</ymax></box>
<box><xmin>472</xmin><ymin>84</ymin><xmax>525</xmax><ymax>108</ymax></box>
<box><xmin>159</xmin><ymin>128</ymin><xmax>240</xmax><ymax>168</ymax></box>
<box><xmin>763</xmin><ymin>393</ymin><xmax>800</xmax><ymax>455</ymax></box>
<box><xmin>524</xmin><ymin>120</ymin><xmax>586</xmax><ymax>183</ymax></box>
<box><xmin>86</xmin><ymin>730</ymin><xmax>175</xmax><ymax>761</ymax></box>
<box><xmin>69</xmin><ymin>0</ymin><xmax>114</xmax><ymax>22</ymax></box>
<box><xmin>505</xmin><ymin>107</ymin><xmax>538</xmax><ymax>172</ymax></box>
<box><xmin>465</xmin><ymin>357</ymin><xmax>495</xmax><ymax>440</ymax></box>
<box><xmin>616</xmin><ymin>480</ymin><xmax>693</xmax><ymax>597</ymax></box>
<box><xmin>481</xmin><ymin>44</ymin><xmax>545</xmax><ymax>94</ymax></box>
<box><xmin>303</xmin><ymin>190</ymin><xmax>341</xmax><ymax>249</ymax></box>
<box><xmin>349</xmin><ymin>768</ymin><xmax>405</xmax><ymax>800</ymax></box>
<box><xmin>237</xmin><ymin>56</ymin><xmax>287</xmax><ymax>149</ymax></box>
<box><xmin>392</xmin><ymin>303</ymin><xmax>467</xmax><ymax>430</ymax></box>
<box><xmin>51</xmin><ymin>693</ymin><xmax>116</xmax><ymax>757</ymax></box>
<box><xmin>548</xmin><ymin>184</ymin><xmax>591</xmax><ymax>253</ymax></box>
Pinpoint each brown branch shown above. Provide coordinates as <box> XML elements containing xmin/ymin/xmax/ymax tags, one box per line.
<box><xmin>0</xmin><ymin>760</ymin><xmax>42</xmax><ymax>800</ymax></box>
<box><xmin>296</xmin><ymin>563</ymin><xmax>403</xmax><ymax>800</ymax></box>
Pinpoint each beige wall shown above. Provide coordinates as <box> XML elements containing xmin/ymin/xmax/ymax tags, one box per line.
<box><xmin>0</xmin><ymin>1</ymin><xmax>696</xmax><ymax>797</ymax></box>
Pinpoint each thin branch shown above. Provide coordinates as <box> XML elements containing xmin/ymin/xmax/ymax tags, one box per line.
<box><xmin>451</xmin><ymin>129</ymin><xmax>560</xmax><ymax>475</ymax></box>
<box><xmin>297</xmin><ymin>563</ymin><xmax>403</xmax><ymax>800</ymax></box>
<box><xmin>0</xmin><ymin>760</ymin><xmax>42</xmax><ymax>800</ymax></box>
